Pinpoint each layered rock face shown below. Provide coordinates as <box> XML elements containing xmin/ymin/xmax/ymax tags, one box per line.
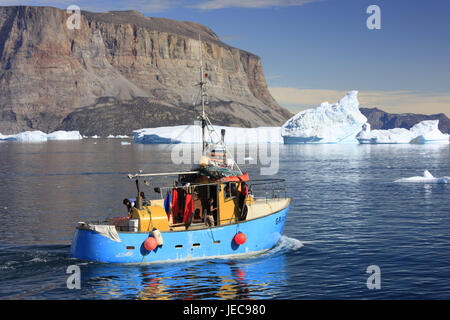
<box><xmin>0</xmin><ymin>6</ymin><xmax>291</xmax><ymax>135</ymax></box>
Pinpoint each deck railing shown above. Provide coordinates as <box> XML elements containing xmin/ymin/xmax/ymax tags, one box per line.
<box><xmin>247</xmin><ymin>178</ymin><xmax>287</xmax><ymax>202</ymax></box>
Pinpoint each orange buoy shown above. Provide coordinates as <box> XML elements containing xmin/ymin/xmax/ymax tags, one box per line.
<box><xmin>144</xmin><ymin>237</ymin><xmax>158</xmax><ymax>251</ymax></box>
<box><xmin>234</xmin><ymin>232</ymin><xmax>246</xmax><ymax>245</ymax></box>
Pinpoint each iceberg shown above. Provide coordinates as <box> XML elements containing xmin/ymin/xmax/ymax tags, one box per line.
<box><xmin>0</xmin><ymin>130</ymin><xmax>82</xmax><ymax>142</ymax></box>
<box><xmin>47</xmin><ymin>130</ymin><xmax>82</xmax><ymax>140</ymax></box>
<box><xmin>409</xmin><ymin>120</ymin><xmax>450</xmax><ymax>144</ymax></box>
<box><xmin>134</xmin><ymin>125</ymin><xmax>282</xmax><ymax>144</ymax></box>
<box><xmin>281</xmin><ymin>91</ymin><xmax>367</xmax><ymax>144</ymax></box>
<box><xmin>357</xmin><ymin>120</ymin><xmax>449</xmax><ymax>144</ymax></box>
<box><xmin>0</xmin><ymin>130</ymin><xmax>48</xmax><ymax>142</ymax></box>
<box><xmin>394</xmin><ymin>170</ymin><xmax>450</xmax><ymax>184</ymax></box>
<box><xmin>102</xmin><ymin>134</ymin><xmax>130</xmax><ymax>139</ymax></box>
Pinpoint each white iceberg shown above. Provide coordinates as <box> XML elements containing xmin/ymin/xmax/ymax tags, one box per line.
<box><xmin>394</xmin><ymin>170</ymin><xmax>450</xmax><ymax>183</ymax></box>
<box><xmin>357</xmin><ymin>123</ymin><xmax>412</xmax><ymax>144</ymax></box>
<box><xmin>104</xmin><ymin>134</ymin><xmax>130</xmax><ymax>138</ymax></box>
<box><xmin>409</xmin><ymin>120</ymin><xmax>450</xmax><ymax>144</ymax></box>
<box><xmin>134</xmin><ymin>125</ymin><xmax>282</xmax><ymax>144</ymax></box>
<box><xmin>1</xmin><ymin>130</ymin><xmax>48</xmax><ymax>142</ymax></box>
<box><xmin>357</xmin><ymin>120</ymin><xmax>449</xmax><ymax>144</ymax></box>
<box><xmin>281</xmin><ymin>90</ymin><xmax>367</xmax><ymax>144</ymax></box>
<box><xmin>47</xmin><ymin>130</ymin><xmax>82</xmax><ymax>140</ymax></box>
<box><xmin>0</xmin><ymin>130</ymin><xmax>82</xmax><ymax>142</ymax></box>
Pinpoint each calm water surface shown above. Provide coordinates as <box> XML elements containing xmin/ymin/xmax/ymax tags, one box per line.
<box><xmin>0</xmin><ymin>139</ymin><xmax>449</xmax><ymax>299</ymax></box>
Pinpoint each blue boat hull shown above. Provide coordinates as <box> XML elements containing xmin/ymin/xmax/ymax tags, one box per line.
<box><xmin>70</xmin><ymin>206</ymin><xmax>289</xmax><ymax>263</ymax></box>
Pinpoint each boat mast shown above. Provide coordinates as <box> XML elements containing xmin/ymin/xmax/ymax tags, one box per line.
<box><xmin>199</xmin><ymin>35</ymin><xmax>207</xmax><ymax>154</ymax></box>
<box><xmin>196</xmin><ymin>35</ymin><xmax>243</xmax><ymax>175</ymax></box>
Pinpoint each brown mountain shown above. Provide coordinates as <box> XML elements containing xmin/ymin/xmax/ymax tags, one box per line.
<box><xmin>0</xmin><ymin>6</ymin><xmax>291</xmax><ymax>136</ymax></box>
<box><xmin>360</xmin><ymin>108</ymin><xmax>450</xmax><ymax>134</ymax></box>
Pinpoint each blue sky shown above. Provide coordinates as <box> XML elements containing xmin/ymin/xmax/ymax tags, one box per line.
<box><xmin>1</xmin><ymin>0</ymin><xmax>449</xmax><ymax>115</ymax></box>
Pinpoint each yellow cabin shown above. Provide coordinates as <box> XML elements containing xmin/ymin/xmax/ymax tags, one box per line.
<box><xmin>131</xmin><ymin>205</ymin><xmax>170</xmax><ymax>232</ymax></box>
<box><xmin>126</xmin><ymin>173</ymin><xmax>252</xmax><ymax>232</ymax></box>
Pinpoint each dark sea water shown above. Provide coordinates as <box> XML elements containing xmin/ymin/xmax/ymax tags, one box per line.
<box><xmin>0</xmin><ymin>139</ymin><xmax>449</xmax><ymax>299</ymax></box>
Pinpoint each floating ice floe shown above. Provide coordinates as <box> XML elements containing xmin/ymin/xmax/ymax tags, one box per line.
<box><xmin>103</xmin><ymin>134</ymin><xmax>130</xmax><ymax>139</ymax></box>
<box><xmin>281</xmin><ymin>90</ymin><xmax>367</xmax><ymax>144</ymax></box>
<box><xmin>394</xmin><ymin>170</ymin><xmax>450</xmax><ymax>183</ymax></box>
<box><xmin>121</xmin><ymin>141</ymin><xmax>131</xmax><ymax>145</ymax></box>
<box><xmin>47</xmin><ymin>130</ymin><xmax>82</xmax><ymax>140</ymax></box>
<box><xmin>134</xmin><ymin>125</ymin><xmax>282</xmax><ymax>144</ymax></box>
<box><xmin>0</xmin><ymin>130</ymin><xmax>82</xmax><ymax>142</ymax></box>
<box><xmin>357</xmin><ymin>120</ymin><xmax>449</xmax><ymax>144</ymax></box>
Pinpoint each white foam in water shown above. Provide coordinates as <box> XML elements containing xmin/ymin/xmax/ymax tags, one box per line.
<box><xmin>213</xmin><ymin>236</ymin><xmax>303</xmax><ymax>261</ymax></box>
<box><xmin>394</xmin><ymin>170</ymin><xmax>450</xmax><ymax>184</ymax></box>
<box><xmin>271</xmin><ymin>235</ymin><xmax>304</xmax><ymax>253</ymax></box>
<box><xmin>29</xmin><ymin>257</ymin><xmax>47</xmax><ymax>263</ymax></box>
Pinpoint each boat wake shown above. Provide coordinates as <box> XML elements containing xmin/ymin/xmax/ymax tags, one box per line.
<box><xmin>0</xmin><ymin>245</ymin><xmax>70</xmax><ymax>271</ymax></box>
<box><xmin>237</xmin><ymin>235</ymin><xmax>303</xmax><ymax>260</ymax></box>
<box><xmin>193</xmin><ymin>236</ymin><xmax>303</xmax><ymax>263</ymax></box>
<box><xmin>269</xmin><ymin>235</ymin><xmax>303</xmax><ymax>254</ymax></box>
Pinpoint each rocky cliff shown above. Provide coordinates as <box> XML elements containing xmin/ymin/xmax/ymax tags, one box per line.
<box><xmin>360</xmin><ymin>108</ymin><xmax>450</xmax><ymax>134</ymax></box>
<box><xmin>0</xmin><ymin>6</ymin><xmax>291</xmax><ymax>135</ymax></box>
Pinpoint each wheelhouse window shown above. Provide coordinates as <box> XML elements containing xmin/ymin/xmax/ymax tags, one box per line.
<box><xmin>224</xmin><ymin>182</ymin><xmax>237</xmax><ymax>199</ymax></box>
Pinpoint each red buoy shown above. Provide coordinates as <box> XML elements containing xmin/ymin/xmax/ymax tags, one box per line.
<box><xmin>144</xmin><ymin>237</ymin><xmax>158</xmax><ymax>251</ymax></box>
<box><xmin>234</xmin><ymin>232</ymin><xmax>246</xmax><ymax>245</ymax></box>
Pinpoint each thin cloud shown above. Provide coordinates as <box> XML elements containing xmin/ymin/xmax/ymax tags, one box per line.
<box><xmin>269</xmin><ymin>87</ymin><xmax>450</xmax><ymax>117</ymax></box>
<box><xmin>0</xmin><ymin>0</ymin><xmax>322</xmax><ymax>11</ymax></box>
<box><xmin>193</xmin><ymin>0</ymin><xmax>320</xmax><ymax>10</ymax></box>
<box><xmin>0</xmin><ymin>0</ymin><xmax>178</xmax><ymax>12</ymax></box>
<box><xmin>126</xmin><ymin>0</ymin><xmax>177</xmax><ymax>12</ymax></box>
<box><xmin>219</xmin><ymin>34</ymin><xmax>248</xmax><ymax>41</ymax></box>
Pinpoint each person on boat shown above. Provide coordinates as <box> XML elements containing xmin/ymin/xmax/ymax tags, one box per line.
<box><xmin>238</xmin><ymin>182</ymin><xmax>248</xmax><ymax>220</ymax></box>
<box><xmin>206</xmin><ymin>197</ymin><xmax>217</xmax><ymax>226</ymax></box>
<box><xmin>140</xmin><ymin>191</ymin><xmax>150</xmax><ymax>206</ymax></box>
<box><xmin>123</xmin><ymin>198</ymin><xmax>134</xmax><ymax>216</ymax></box>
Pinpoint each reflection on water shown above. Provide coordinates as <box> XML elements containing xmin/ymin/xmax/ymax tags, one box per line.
<box><xmin>77</xmin><ymin>242</ymin><xmax>291</xmax><ymax>300</ymax></box>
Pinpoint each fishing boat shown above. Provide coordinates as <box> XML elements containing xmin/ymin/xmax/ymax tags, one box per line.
<box><xmin>69</xmin><ymin>41</ymin><xmax>291</xmax><ymax>264</ymax></box>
